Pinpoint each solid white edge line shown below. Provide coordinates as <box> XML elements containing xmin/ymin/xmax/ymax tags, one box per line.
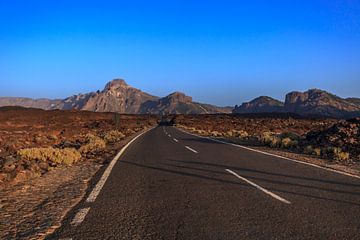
<box><xmin>71</xmin><ymin>207</ymin><xmax>91</xmax><ymax>226</ymax></box>
<box><xmin>185</xmin><ymin>146</ymin><xmax>198</xmax><ymax>153</ymax></box>
<box><xmin>226</xmin><ymin>169</ymin><xmax>291</xmax><ymax>204</ymax></box>
<box><xmin>86</xmin><ymin>127</ymin><xmax>155</xmax><ymax>203</ymax></box>
<box><xmin>173</xmin><ymin>138</ymin><xmax>179</xmax><ymax>143</ymax></box>
<box><xmin>177</xmin><ymin>128</ymin><xmax>360</xmax><ymax>180</ymax></box>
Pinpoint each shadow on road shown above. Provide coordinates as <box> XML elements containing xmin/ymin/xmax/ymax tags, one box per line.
<box><xmin>162</xmin><ymin>159</ymin><xmax>360</xmax><ymax>206</ymax></box>
<box><xmin>168</xmin><ymin>159</ymin><xmax>360</xmax><ymax>188</ymax></box>
<box><xmin>120</xmin><ymin>160</ymin><xmax>250</xmax><ymax>188</ymax></box>
<box><xmin>176</xmin><ymin>137</ymin><xmax>224</xmax><ymax>145</ymax></box>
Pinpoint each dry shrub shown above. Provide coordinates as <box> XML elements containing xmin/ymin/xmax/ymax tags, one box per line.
<box><xmin>104</xmin><ymin>130</ymin><xmax>125</xmax><ymax>143</ymax></box>
<box><xmin>313</xmin><ymin>148</ymin><xmax>321</xmax><ymax>156</ymax></box>
<box><xmin>333</xmin><ymin>147</ymin><xmax>350</xmax><ymax>162</ymax></box>
<box><xmin>279</xmin><ymin>132</ymin><xmax>300</xmax><ymax>141</ymax></box>
<box><xmin>210</xmin><ymin>131</ymin><xmax>222</xmax><ymax>137</ymax></box>
<box><xmin>195</xmin><ymin>129</ymin><xmax>207</xmax><ymax>135</ymax></box>
<box><xmin>232</xmin><ymin>130</ymin><xmax>249</xmax><ymax>139</ymax></box>
<box><xmin>322</xmin><ymin>147</ymin><xmax>350</xmax><ymax>162</ymax></box>
<box><xmin>261</xmin><ymin>132</ymin><xmax>281</xmax><ymax>148</ymax></box>
<box><xmin>304</xmin><ymin>145</ymin><xmax>314</xmax><ymax>155</ymax></box>
<box><xmin>18</xmin><ymin>147</ymin><xmax>81</xmax><ymax>165</ymax></box>
<box><xmin>304</xmin><ymin>145</ymin><xmax>322</xmax><ymax>156</ymax></box>
<box><xmin>226</xmin><ymin>130</ymin><xmax>233</xmax><ymax>137</ymax></box>
<box><xmin>79</xmin><ymin>133</ymin><xmax>106</xmax><ymax>154</ymax></box>
<box><xmin>281</xmin><ymin>137</ymin><xmax>298</xmax><ymax>149</ymax></box>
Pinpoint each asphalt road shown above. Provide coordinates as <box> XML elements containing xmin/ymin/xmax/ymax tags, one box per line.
<box><xmin>50</xmin><ymin>126</ymin><xmax>360</xmax><ymax>240</ymax></box>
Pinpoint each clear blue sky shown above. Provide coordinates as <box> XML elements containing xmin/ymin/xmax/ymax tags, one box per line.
<box><xmin>0</xmin><ymin>0</ymin><xmax>359</xmax><ymax>106</ymax></box>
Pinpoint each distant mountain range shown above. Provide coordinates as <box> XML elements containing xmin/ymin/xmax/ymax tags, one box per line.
<box><xmin>1</xmin><ymin>80</ymin><xmax>359</xmax><ymax>118</ymax></box>
<box><xmin>0</xmin><ymin>79</ymin><xmax>231</xmax><ymax>114</ymax></box>
<box><xmin>233</xmin><ymin>89</ymin><xmax>360</xmax><ymax>118</ymax></box>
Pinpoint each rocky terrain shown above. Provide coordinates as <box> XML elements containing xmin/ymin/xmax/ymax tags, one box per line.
<box><xmin>0</xmin><ymin>107</ymin><xmax>158</xmax><ymax>186</ymax></box>
<box><xmin>173</xmin><ymin>114</ymin><xmax>360</xmax><ymax>166</ymax></box>
<box><xmin>0</xmin><ymin>79</ymin><xmax>229</xmax><ymax>114</ymax></box>
<box><xmin>233</xmin><ymin>89</ymin><xmax>360</xmax><ymax>118</ymax></box>
<box><xmin>0</xmin><ymin>107</ymin><xmax>158</xmax><ymax>239</ymax></box>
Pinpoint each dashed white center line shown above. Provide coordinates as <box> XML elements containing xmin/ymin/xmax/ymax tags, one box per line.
<box><xmin>185</xmin><ymin>146</ymin><xmax>198</xmax><ymax>153</ymax></box>
<box><xmin>225</xmin><ymin>169</ymin><xmax>291</xmax><ymax>204</ymax></box>
<box><xmin>168</xmin><ymin>134</ymin><xmax>171</xmax><ymax>137</ymax></box>
<box><xmin>173</xmin><ymin>138</ymin><xmax>179</xmax><ymax>143</ymax></box>
<box><xmin>71</xmin><ymin>207</ymin><xmax>91</xmax><ymax>226</ymax></box>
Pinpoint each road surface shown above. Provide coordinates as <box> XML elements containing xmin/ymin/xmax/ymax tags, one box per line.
<box><xmin>49</xmin><ymin>126</ymin><xmax>360</xmax><ymax>240</ymax></box>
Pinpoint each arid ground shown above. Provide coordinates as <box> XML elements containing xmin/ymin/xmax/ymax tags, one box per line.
<box><xmin>0</xmin><ymin>107</ymin><xmax>158</xmax><ymax>239</ymax></box>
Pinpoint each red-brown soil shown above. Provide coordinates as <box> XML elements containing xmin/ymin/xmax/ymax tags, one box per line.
<box><xmin>0</xmin><ymin>107</ymin><xmax>158</xmax><ymax>239</ymax></box>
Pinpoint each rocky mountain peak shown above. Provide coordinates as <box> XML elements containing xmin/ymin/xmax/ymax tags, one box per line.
<box><xmin>233</xmin><ymin>96</ymin><xmax>284</xmax><ymax>114</ymax></box>
<box><xmin>165</xmin><ymin>92</ymin><xmax>193</xmax><ymax>103</ymax></box>
<box><xmin>104</xmin><ymin>79</ymin><xmax>129</xmax><ymax>91</ymax></box>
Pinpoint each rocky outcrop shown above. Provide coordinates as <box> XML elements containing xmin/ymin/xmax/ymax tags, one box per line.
<box><xmin>284</xmin><ymin>89</ymin><xmax>360</xmax><ymax>118</ymax></box>
<box><xmin>54</xmin><ymin>93</ymin><xmax>96</xmax><ymax>110</ymax></box>
<box><xmin>232</xmin><ymin>96</ymin><xmax>284</xmax><ymax>114</ymax></box>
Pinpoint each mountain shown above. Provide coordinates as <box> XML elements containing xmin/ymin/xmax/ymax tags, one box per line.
<box><xmin>232</xmin><ymin>96</ymin><xmax>284</xmax><ymax>114</ymax></box>
<box><xmin>0</xmin><ymin>97</ymin><xmax>62</xmax><ymax>110</ymax></box>
<box><xmin>284</xmin><ymin>89</ymin><xmax>360</xmax><ymax>118</ymax></box>
<box><xmin>78</xmin><ymin>80</ymin><xmax>159</xmax><ymax>113</ymax></box>
<box><xmin>0</xmin><ymin>79</ymin><xmax>229</xmax><ymax>114</ymax></box>
<box><xmin>233</xmin><ymin>89</ymin><xmax>360</xmax><ymax>118</ymax></box>
<box><xmin>139</xmin><ymin>92</ymin><xmax>231</xmax><ymax>114</ymax></box>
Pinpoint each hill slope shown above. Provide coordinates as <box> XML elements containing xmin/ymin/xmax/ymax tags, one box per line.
<box><xmin>233</xmin><ymin>96</ymin><xmax>284</xmax><ymax>114</ymax></box>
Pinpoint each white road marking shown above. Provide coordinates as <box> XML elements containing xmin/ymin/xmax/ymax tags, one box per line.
<box><xmin>173</xmin><ymin>138</ymin><xmax>179</xmax><ymax>143</ymax></box>
<box><xmin>86</xmin><ymin>127</ymin><xmax>154</xmax><ymax>203</ymax></box>
<box><xmin>177</xmin><ymin>128</ymin><xmax>360</xmax><ymax>180</ymax></box>
<box><xmin>226</xmin><ymin>169</ymin><xmax>291</xmax><ymax>204</ymax></box>
<box><xmin>185</xmin><ymin>146</ymin><xmax>198</xmax><ymax>153</ymax></box>
<box><xmin>168</xmin><ymin>134</ymin><xmax>171</xmax><ymax>137</ymax></box>
<box><xmin>71</xmin><ymin>207</ymin><xmax>90</xmax><ymax>226</ymax></box>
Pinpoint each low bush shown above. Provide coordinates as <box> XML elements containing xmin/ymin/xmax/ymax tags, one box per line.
<box><xmin>79</xmin><ymin>133</ymin><xmax>106</xmax><ymax>154</ymax></box>
<box><xmin>18</xmin><ymin>147</ymin><xmax>81</xmax><ymax>165</ymax></box>
<box><xmin>279</xmin><ymin>132</ymin><xmax>301</xmax><ymax>141</ymax></box>
<box><xmin>261</xmin><ymin>132</ymin><xmax>281</xmax><ymax>148</ymax></box>
<box><xmin>210</xmin><ymin>131</ymin><xmax>222</xmax><ymax>137</ymax></box>
<box><xmin>313</xmin><ymin>148</ymin><xmax>321</xmax><ymax>157</ymax></box>
<box><xmin>104</xmin><ymin>130</ymin><xmax>125</xmax><ymax>143</ymax></box>
<box><xmin>333</xmin><ymin>147</ymin><xmax>350</xmax><ymax>162</ymax></box>
<box><xmin>304</xmin><ymin>145</ymin><xmax>314</xmax><ymax>155</ymax></box>
<box><xmin>226</xmin><ymin>130</ymin><xmax>233</xmax><ymax>137</ymax></box>
<box><xmin>303</xmin><ymin>145</ymin><xmax>322</xmax><ymax>157</ymax></box>
<box><xmin>232</xmin><ymin>130</ymin><xmax>249</xmax><ymax>139</ymax></box>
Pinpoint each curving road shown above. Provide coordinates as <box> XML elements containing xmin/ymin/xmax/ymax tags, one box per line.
<box><xmin>50</xmin><ymin>126</ymin><xmax>360</xmax><ymax>240</ymax></box>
